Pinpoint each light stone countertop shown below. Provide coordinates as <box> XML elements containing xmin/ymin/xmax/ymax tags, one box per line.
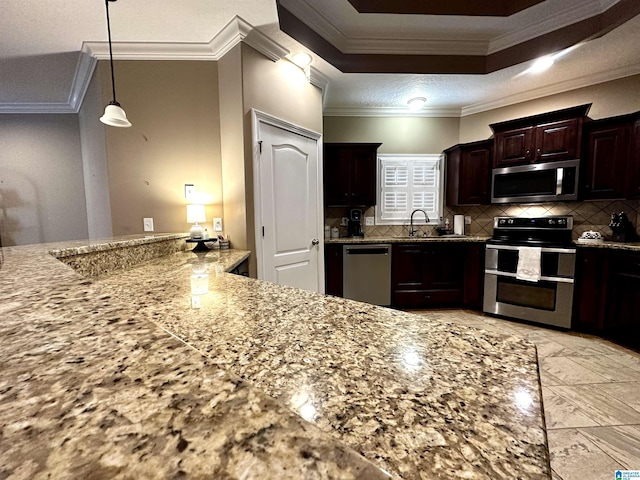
<box><xmin>0</xmin><ymin>236</ymin><xmax>388</xmax><ymax>480</ymax></box>
<box><xmin>0</xmin><ymin>234</ymin><xmax>552</xmax><ymax>479</ymax></box>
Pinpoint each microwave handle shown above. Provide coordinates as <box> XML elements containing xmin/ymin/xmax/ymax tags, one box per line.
<box><xmin>556</xmin><ymin>167</ymin><xmax>564</xmax><ymax>195</ymax></box>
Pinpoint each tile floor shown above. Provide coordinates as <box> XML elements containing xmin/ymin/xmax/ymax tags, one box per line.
<box><xmin>411</xmin><ymin>309</ymin><xmax>640</xmax><ymax>480</ymax></box>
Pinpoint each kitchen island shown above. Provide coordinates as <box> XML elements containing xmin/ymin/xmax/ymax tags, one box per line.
<box><xmin>0</xmin><ymin>235</ymin><xmax>550</xmax><ymax>479</ymax></box>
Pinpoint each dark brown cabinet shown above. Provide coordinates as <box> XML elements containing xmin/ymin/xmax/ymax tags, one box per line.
<box><xmin>573</xmin><ymin>248</ymin><xmax>608</xmax><ymax>332</ymax></box>
<box><xmin>392</xmin><ymin>243</ymin><xmax>465</xmax><ymax>307</ymax></box>
<box><xmin>323</xmin><ymin>143</ymin><xmax>381</xmax><ymax>207</ymax></box>
<box><xmin>490</xmin><ymin>104</ymin><xmax>589</xmax><ymax>167</ymax></box>
<box><xmin>444</xmin><ymin>140</ymin><xmax>492</xmax><ymax>206</ymax></box>
<box><xmin>573</xmin><ymin>247</ymin><xmax>640</xmax><ymax>350</ymax></box>
<box><xmin>581</xmin><ymin>113</ymin><xmax>640</xmax><ymax>200</ymax></box>
<box><xmin>607</xmin><ymin>251</ymin><xmax>640</xmax><ymax>349</ymax></box>
<box><xmin>324</xmin><ymin>244</ymin><xmax>343</xmax><ymax>296</ymax></box>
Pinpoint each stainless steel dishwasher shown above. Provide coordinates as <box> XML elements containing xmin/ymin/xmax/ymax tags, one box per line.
<box><xmin>343</xmin><ymin>244</ymin><xmax>392</xmax><ymax>305</ymax></box>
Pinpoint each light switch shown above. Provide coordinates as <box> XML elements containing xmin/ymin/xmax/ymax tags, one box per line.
<box><xmin>143</xmin><ymin>218</ymin><xmax>154</xmax><ymax>232</ymax></box>
<box><xmin>465</xmin><ymin>215</ymin><xmax>472</xmax><ymax>225</ymax></box>
<box><xmin>185</xmin><ymin>184</ymin><xmax>195</xmax><ymax>199</ymax></box>
<box><xmin>213</xmin><ymin>217</ymin><xmax>223</xmax><ymax>232</ymax></box>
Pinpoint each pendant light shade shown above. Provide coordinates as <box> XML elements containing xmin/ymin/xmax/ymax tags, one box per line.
<box><xmin>100</xmin><ymin>101</ymin><xmax>131</xmax><ymax>127</ymax></box>
<box><xmin>100</xmin><ymin>0</ymin><xmax>131</xmax><ymax>128</ymax></box>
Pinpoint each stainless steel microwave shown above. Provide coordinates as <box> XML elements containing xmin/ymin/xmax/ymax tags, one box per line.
<box><xmin>491</xmin><ymin>159</ymin><xmax>580</xmax><ymax>204</ymax></box>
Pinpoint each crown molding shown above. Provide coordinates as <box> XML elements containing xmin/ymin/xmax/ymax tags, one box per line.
<box><xmin>461</xmin><ymin>61</ymin><xmax>640</xmax><ymax>116</ymax></box>
<box><xmin>488</xmin><ymin>0</ymin><xmax>606</xmax><ymax>54</ymax></box>
<box><xmin>323</xmin><ymin>106</ymin><xmax>462</xmax><ymax>118</ymax></box>
<box><xmin>2</xmin><ymin>16</ymin><xmax>290</xmax><ymax>114</ymax></box>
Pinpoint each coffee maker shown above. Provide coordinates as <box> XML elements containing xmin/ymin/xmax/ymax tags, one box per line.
<box><xmin>347</xmin><ymin>208</ymin><xmax>364</xmax><ymax>237</ymax></box>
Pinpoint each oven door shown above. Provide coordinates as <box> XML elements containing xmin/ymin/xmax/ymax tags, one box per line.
<box><xmin>483</xmin><ymin>244</ymin><xmax>576</xmax><ymax>328</ymax></box>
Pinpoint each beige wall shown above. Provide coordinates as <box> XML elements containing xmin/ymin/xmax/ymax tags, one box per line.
<box><xmin>0</xmin><ymin>114</ymin><xmax>88</xmax><ymax>246</ymax></box>
<box><xmin>102</xmin><ymin>60</ymin><xmax>223</xmax><ymax>236</ymax></box>
<box><xmin>459</xmin><ymin>74</ymin><xmax>640</xmax><ymax>143</ymax></box>
<box><xmin>78</xmin><ymin>66</ymin><xmax>112</xmax><ymax>240</ymax></box>
<box><xmin>323</xmin><ymin>116</ymin><xmax>460</xmax><ymax>154</ymax></box>
<box><xmin>218</xmin><ymin>45</ymin><xmax>248</xmax><ymax>254</ymax></box>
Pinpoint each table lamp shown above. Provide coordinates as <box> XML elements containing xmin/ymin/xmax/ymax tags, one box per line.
<box><xmin>187</xmin><ymin>204</ymin><xmax>206</xmax><ymax>239</ymax></box>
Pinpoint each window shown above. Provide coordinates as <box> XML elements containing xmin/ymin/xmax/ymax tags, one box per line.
<box><xmin>375</xmin><ymin>154</ymin><xmax>443</xmax><ymax>225</ymax></box>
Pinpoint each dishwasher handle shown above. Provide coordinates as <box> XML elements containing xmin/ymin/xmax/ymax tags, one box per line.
<box><xmin>345</xmin><ymin>246</ymin><xmax>390</xmax><ymax>255</ymax></box>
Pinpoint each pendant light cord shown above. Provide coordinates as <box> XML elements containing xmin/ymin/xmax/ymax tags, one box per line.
<box><xmin>105</xmin><ymin>0</ymin><xmax>118</xmax><ymax>104</ymax></box>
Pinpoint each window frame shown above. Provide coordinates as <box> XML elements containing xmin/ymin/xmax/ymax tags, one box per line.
<box><xmin>374</xmin><ymin>153</ymin><xmax>444</xmax><ymax>226</ymax></box>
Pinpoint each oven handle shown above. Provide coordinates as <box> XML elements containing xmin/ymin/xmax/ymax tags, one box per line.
<box><xmin>485</xmin><ymin>269</ymin><xmax>574</xmax><ymax>284</ymax></box>
<box><xmin>486</xmin><ymin>244</ymin><xmax>576</xmax><ymax>254</ymax></box>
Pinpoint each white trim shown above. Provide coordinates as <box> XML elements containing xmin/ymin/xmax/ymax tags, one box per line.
<box><xmin>251</xmin><ymin>109</ymin><xmax>324</xmax><ymax>290</ymax></box>
<box><xmin>323</xmin><ymin>106</ymin><xmax>462</xmax><ymax>118</ymax></box>
<box><xmin>461</xmin><ymin>62</ymin><xmax>640</xmax><ymax>116</ymax></box>
<box><xmin>0</xmin><ymin>16</ymin><xmax>290</xmax><ymax>114</ymax></box>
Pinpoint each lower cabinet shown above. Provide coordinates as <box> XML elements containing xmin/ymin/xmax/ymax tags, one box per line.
<box><xmin>324</xmin><ymin>244</ymin><xmax>343</xmax><ymax>296</ymax></box>
<box><xmin>573</xmin><ymin>248</ymin><xmax>640</xmax><ymax>350</ymax></box>
<box><xmin>607</xmin><ymin>251</ymin><xmax>640</xmax><ymax>348</ymax></box>
<box><xmin>391</xmin><ymin>243</ymin><xmax>483</xmax><ymax>308</ymax></box>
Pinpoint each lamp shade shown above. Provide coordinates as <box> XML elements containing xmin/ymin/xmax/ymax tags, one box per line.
<box><xmin>187</xmin><ymin>204</ymin><xmax>206</xmax><ymax>224</ymax></box>
<box><xmin>100</xmin><ymin>102</ymin><xmax>132</xmax><ymax>128</ymax></box>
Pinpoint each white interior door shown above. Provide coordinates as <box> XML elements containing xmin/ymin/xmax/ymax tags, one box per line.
<box><xmin>253</xmin><ymin>110</ymin><xmax>324</xmax><ymax>293</ymax></box>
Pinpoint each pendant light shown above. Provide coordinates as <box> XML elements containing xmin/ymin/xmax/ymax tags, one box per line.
<box><xmin>99</xmin><ymin>0</ymin><xmax>131</xmax><ymax>128</ymax></box>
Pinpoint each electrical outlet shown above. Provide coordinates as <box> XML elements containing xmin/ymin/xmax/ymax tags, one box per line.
<box><xmin>465</xmin><ymin>215</ymin><xmax>472</xmax><ymax>225</ymax></box>
<box><xmin>143</xmin><ymin>218</ymin><xmax>154</xmax><ymax>232</ymax></box>
<box><xmin>341</xmin><ymin>217</ymin><xmax>349</xmax><ymax>226</ymax></box>
<box><xmin>213</xmin><ymin>217</ymin><xmax>223</xmax><ymax>232</ymax></box>
<box><xmin>365</xmin><ymin>216</ymin><xmax>374</xmax><ymax>226</ymax></box>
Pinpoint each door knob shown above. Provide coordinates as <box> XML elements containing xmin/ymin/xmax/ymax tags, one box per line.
<box><xmin>311</xmin><ymin>238</ymin><xmax>320</xmax><ymax>245</ymax></box>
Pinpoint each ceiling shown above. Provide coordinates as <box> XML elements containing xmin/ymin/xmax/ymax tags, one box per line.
<box><xmin>2</xmin><ymin>0</ymin><xmax>640</xmax><ymax>117</ymax></box>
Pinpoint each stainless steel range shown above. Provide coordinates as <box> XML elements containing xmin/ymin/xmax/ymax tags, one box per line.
<box><xmin>483</xmin><ymin>216</ymin><xmax>576</xmax><ymax>328</ymax></box>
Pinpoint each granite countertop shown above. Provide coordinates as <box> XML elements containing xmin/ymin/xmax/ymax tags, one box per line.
<box><xmin>325</xmin><ymin>235</ymin><xmax>490</xmax><ymax>244</ymax></box>
<box><xmin>0</xmin><ymin>234</ymin><xmax>551</xmax><ymax>479</ymax></box>
<box><xmin>575</xmin><ymin>239</ymin><xmax>640</xmax><ymax>251</ymax></box>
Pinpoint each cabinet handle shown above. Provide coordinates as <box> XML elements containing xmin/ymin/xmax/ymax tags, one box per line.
<box><xmin>424</xmin><ymin>295</ymin><xmax>431</xmax><ymax>299</ymax></box>
<box><xmin>526</xmin><ymin>150</ymin><xmax>530</xmax><ymax>156</ymax></box>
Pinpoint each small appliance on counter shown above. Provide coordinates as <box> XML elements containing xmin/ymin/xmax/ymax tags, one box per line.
<box><xmin>347</xmin><ymin>208</ymin><xmax>364</xmax><ymax>238</ymax></box>
<box><xmin>577</xmin><ymin>231</ymin><xmax>603</xmax><ymax>245</ymax></box>
<box><xmin>609</xmin><ymin>212</ymin><xmax>638</xmax><ymax>242</ymax></box>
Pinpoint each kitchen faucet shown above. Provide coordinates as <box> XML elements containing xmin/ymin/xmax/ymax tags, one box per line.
<box><xmin>409</xmin><ymin>209</ymin><xmax>430</xmax><ymax>237</ymax></box>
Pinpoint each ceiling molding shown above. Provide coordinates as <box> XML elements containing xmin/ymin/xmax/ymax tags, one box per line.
<box><xmin>346</xmin><ymin>0</ymin><xmax>544</xmax><ymax>17</ymax></box>
<box><xmin>322</xmin><ymin>106</ymin><xmax>462</xmax><ymax>118</ymax></box>
<box><xmin>2</xmin><ymin>16</ymin><xmax>290</xmax><ymax>114</ymax></box>
<box><xmin>487</xmin><ymin>1</ymin><xmax>606</xmax><ymax>54</ymax></box>
<box><xmin>461</xmin><ymin>62</ymin><xmax>640</xmax><ymax>116</ymax></box>
<box><xmin>276</xmin><ymin>0</ymin><xmax>640</xmax><ymax>74</ymax></box>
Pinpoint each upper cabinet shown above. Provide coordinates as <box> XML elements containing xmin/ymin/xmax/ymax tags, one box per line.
<box><xmin>490</xmin><ymin>104</ymin><xmax>590</xmax><ymax>167</ymax></box>
<box><xmin>324</xmin><ymin>143</ymin><xmax>381</xmax><ymax>207</ymax></box>
<box><xmin>444</xmin><ymin>140</ymin><xmax>492</xmax><ymax>206</ymax></box>
<box><xmin>581</xmin><ymin>113</ymin><xmax>640</xmax><ymax>200</ymax></box>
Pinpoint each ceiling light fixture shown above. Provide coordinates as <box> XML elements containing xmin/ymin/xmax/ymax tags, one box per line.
<box><xmin>290</xmin><ymin>52</ymin><xmax>312</xmax><ymax>68</ymax></box>
<box><xmin>407</xmin><ymin>97</ymin><xmax>427</xmax><ymax>110</ymax></box>
<box><xmin>99</xmin><ymin>0</ymin><xmax>131</xmax><ymax>128</ymax></box>
<box><xmin>528</xmin><ymin>55</ymin><xmax>555</xmax><ymax>74</ymax></box>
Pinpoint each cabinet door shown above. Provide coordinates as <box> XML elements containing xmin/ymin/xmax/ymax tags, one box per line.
<box><xmin>349</xmin><ymin>146</ymin><xmax>377</xmax><ymax>206</ymax></box>
<box><xmin>324</xmin><ymin>244</ymin><xmax>343</xmax><ymax>297</ymax></box>
<box><xmin>463</xmin><ymin>243</ymin><xmax>485</xmax><ymax>309</ymax></box>
<box><xmin>323</xmin><ymin>147</ymin><xmax>351</xmax><ymax>206</ymax></box>
<box><xmin>607</xmin><ymin>251</ymin><xmax>640</xmax><ymax>349</ymax></box>
<box><xmin>534</xmin><ymin>118</ymin><xmax>579</xmax><ymax>163</ymax></box>
<box><xmin>459</xmin><ymin>146</ymin><xmax>491</xmax><ymax>204</ymax></box>
<box><xmin>392</xmin><ymin>245</ymin><xmax>427</xmax><ymax>290</ymax></box>
<box><xmin>582</xmin><ymin>125</ymin><xmax>631</xmax><ymax>200</ymax></box>
<box><xmin>425</xmin><ymin>244</ymin><xmax>464</xmax><ymax>290</ymax></box>
<box><xmin>626</xmin><ymin>119</ymin><xmax>640</xmax><ymax>199</ymax></box>
<box><xmin>494</xmin><ymin>126</ymin><xmax>534</xmax><ymax>167</ymax></box>
<box><xmin>572</xmin><ymin>248</ymin><xmax>607</xmax><ymax>332</ymax></box>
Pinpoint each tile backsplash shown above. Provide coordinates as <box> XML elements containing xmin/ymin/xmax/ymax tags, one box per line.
<box><xmin>325</xmin><ymin>200</ymin><xmax>640</xmax><ymax>240</ymax></box>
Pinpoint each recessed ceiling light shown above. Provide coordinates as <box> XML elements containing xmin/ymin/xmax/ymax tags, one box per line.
<box><xmin>290</xmin><ymin>52</ymin><xmax>312</xmax><ymax>68</ymax></box>
<box><xmin>407</xmin><ymin>97</ymin><xmax>427</xmax><ymax>110</ymax></box>
<box><xmin>529</xmin><ymin>55</ymin><xmax>555</xmax><ymax>73</ymax></box>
